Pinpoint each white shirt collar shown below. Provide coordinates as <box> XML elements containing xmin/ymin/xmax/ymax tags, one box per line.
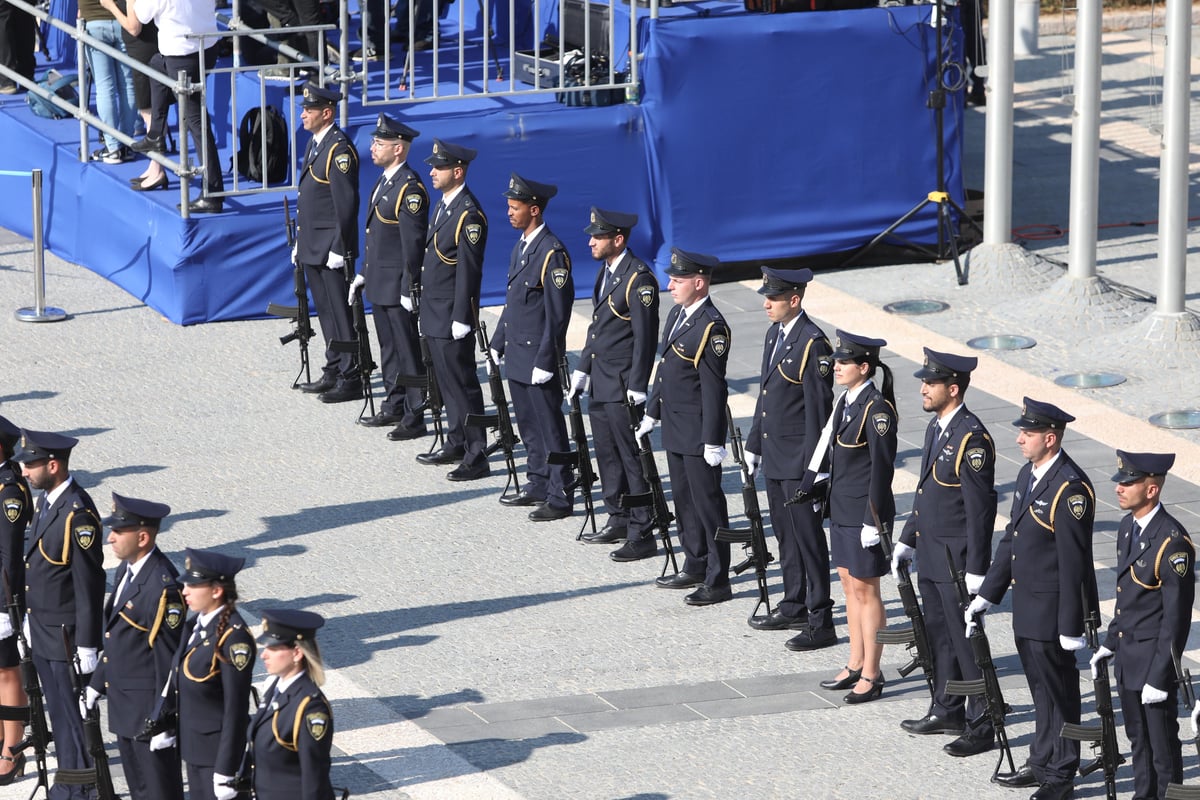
<box><xmin>937</xmin><ymin>403</ymin><xmax>965</xmax><ymax>432</ymax></box>
<box><xmin>1133</xmin><ymin>502</ymin><xmax>1162</xmax><ymax>529</ymax></box>
<box><xmin>381</xmin><ymin>161</ymin><xmax>405</xmax><ymax>181</ymax></box>
<box><xmin>275</xmin><ymin>669</ymin><xmax>308</xmax><ymax>695</ymax></box>
<box><xmin>844</xmin><ymin>378</ymin><xmax>874</xmax><ymax>406</ymax></box>
<box><xmin>439</xmin><ymin>183</ymin><xmax>465</xmax><ymax>208</ymax></box>
<box><xmin>1030</xmin><ymin>450</ymin><xmax>1063</xmax><ymax>484</ymax></box>
<box><xmin>606</xmin><ymin>249</ymin><xmax>628</xmax><ymax>273</ymax></box>
<box><xmin>42</xmin><ymin>475</ymin><xmax>74</xmax><ymax>510</ymax></box>
<box><xmin>677</xmin><ymin>295</ymin><xmax>709</xmax><ymax>321</ymax></box>
<box><xmin>521</xmin><ymin>223</ymin><xmax>546</xmax><ymax>248</ymax></box>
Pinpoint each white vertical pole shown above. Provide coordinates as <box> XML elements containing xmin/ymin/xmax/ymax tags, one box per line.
<box><xmin>1156</xmin><ymin>0</ymin><xmax>1191</xmax><ymax>314</ymax></box>
<box><xmin>982</xmin><ymin>0</ymin><xmax>1014</xmax><ymax>244</ymax></box>
<box><xmin>1066</xmin><ymin>0</ymin><xmax>1100</xmax><ymax>279</ymax></box>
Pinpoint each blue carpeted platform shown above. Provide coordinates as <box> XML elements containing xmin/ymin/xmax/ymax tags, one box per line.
<box><xmin>0</xmin><ymin>1</ymin><xmax>964</xmax><ymax>324</ymax></box>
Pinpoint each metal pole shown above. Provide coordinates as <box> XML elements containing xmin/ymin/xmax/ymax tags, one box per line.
<box><xmin>1066</xmin><ymin>0</ymin><xmax>1100</xmax><ymax>279</ymax></box>
<box><xmin>77</xmin><ymin>19</ymin><xmax>88</xmax><ymax>162</ymax></box>
<box><xmin>1156</xmin><ymin>0</ymin><xmax>1190</xmax><ymax>314</ymax></box>
<box><xmin>178</xmin><ymin>70</ymin><xmax>191</xmax><ymax>219</ymax></box>
<box><xmin>339</xmin><ymin>0</ymin><xmax>349</xmax><ymax>128</ymax></box>
<box><xmin>981</xmin><ymin>0</ymin><xmax>1013</xmax><ymax>244</ymax></box>
<box><xmin>15</xmin><ymin>170</ymin><xmax>68</xmax><ymax>323</ymax></box>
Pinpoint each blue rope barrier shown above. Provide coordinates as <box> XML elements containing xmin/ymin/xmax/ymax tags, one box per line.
<box><xmin>0</xmin><ymin>170</ymin><xmax>34</xmax><ymax>177</ymax></box>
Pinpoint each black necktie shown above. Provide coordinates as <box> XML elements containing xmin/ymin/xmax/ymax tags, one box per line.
<box><xmin>600</xmin><ymin>267</ymin><xmax>612</xmax><ymax>297</ymax></box>
<box><xmin>924</xmin><ymin>421</ymin><xmax>939</xmax><ymax>471</ymax></box>
<box><xmin>668</xmin><ymin>309</ymin><xmax>686</xmax><ymax>341</ymax></box>
<box><xmin>770</xmin><ymin>327</ymin><xmax>786</xmax><ymax>364</ymax></box>
<box><xmin>302</xmin><ymin>138</ymin><xmax>315</xmax><ymax>169</ymax></box>
<box><xmin>113</xmin><ymin>568</ymin><xmax>134</xmax><ymax>610</ymax></box>
<box><xmin>1129</xmin><ymin>520</ymin><xmax>1143</xmax><ymax>557</ymax></box>
<box><xmin>370</xmin><ymin>175</ymin><xmax>385</xmax><ymax>206</ymax></box>
<box><xmin>434</xmin><ymin>201</ymin><xmax>447</xmax><ymax>227</ymax></box>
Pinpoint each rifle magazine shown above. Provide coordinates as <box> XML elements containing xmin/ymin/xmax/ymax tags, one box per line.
<box><xmin>875</xmin><ymin>626</ymin><xmax>917</xmax><ymax>645</ymax></box>
<box><xmin>1060</xmin><ymin>722</ymin><xmax>1102</xmax><ymax>743</ymax></box>
<box><xmin>945</xmin><ymin>678</ymin><xmax>987</xmax><ymax>697</ymax></box>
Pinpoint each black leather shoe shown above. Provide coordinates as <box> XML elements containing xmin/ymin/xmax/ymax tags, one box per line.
<box><xmin>387</xmin><ymin>424</ymin><xmax>426</xmax><ymax>441</ymax></box>
<box><xmin>609</xmin><ymin>538</ymin><xmax>657</xmax><ymax>562</ymax></box>
<box><xmin>417</xmin><ymin>448</ymin><xmax>463</xmax><ymax>466</ymax></box>
<box><xmin>299</xmin><ymin>376</ymin><xmax>336</xmax><ymax>394</ymax></box>
<box><xmin>1030</xmin><ymin>781</ymin><xmax>1073</xmax><ymax>800</ymax></box>
<box><xmin>843</xmin><ymin>674</ymin><xmax>885</xmax><ymax>704</ymax></box>
<box><xmin>130</xmin><ymin>134</ymin><xmax>166</xmax><ymax>153</ymax></box>
<box><xmin>784</xmin><ymin>626</ymin><xmax>837</xmax><ymax>651</ymax></box>
<box><xmin>131</xmin><ymin>174</ymin><xmax>168</xmax><ymax>191</ymax></box>
<box><xmin>748</xmin><ymin>610</ymin><xmax>809</xmax><ymax>631</ymax></box>
<box><xmin>529</xmin><ymin>505</ymin><xmax>570</xmax><ymax>522</ymax></box>
<box><xmin>900</xmin><ymin>712</ymin><xmax>965</xmax><ymax>736</ymax></box>
<box><xmin>992</xmin><ymin>764</ymin><xmax>1038</xmax><ymax>788</ymax></box>
<box><xmin>447</xmin><ymin>462</ymin><xmax>489</xmax><ymax>481</ymax></box>
<box><xmin>178</xmin><ymin>197</ymin><xmax>223</xmax><ymax>214</ymax></box>
<box><xmin>318</xmin><ymin>382</ymin><xmax>362</xmax><ymax>403</ymax></box>
<box><xmin>655</xmin><ymin>571</ymin><xmax>703</xmax><ymax>590</ymax></box>
<box><xmin>684</xmin><ymin>584</ymin><xmax>732</xmax><ymax>606</ymax></box>
<box><xmin>944</xmin><ymin>733</ymin><xmax>994</xmax><ymax>757</ymax></box>
<box><xmin>819</xmin><ymin>667</ymin><xmax>862</xmax><ymax>691</ymax></box>
<box><xmin>499</xmin><ymin>490</ymin><xmax>543</xmax><ymax>507</ymax></box>
<box><xmin>581</xmin><ymin>525</ymin><xmax>626</xmax><ymax>544</ymax></box>
<box><xmin>359</xmin><ymin>411</ymin><xmax>403</xmax><ymax>428</ymax></box>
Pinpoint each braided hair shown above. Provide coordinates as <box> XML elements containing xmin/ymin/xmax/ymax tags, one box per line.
<box><xmin>212</xmin><ymin>577</ymin><xmax>239</xmax><ymax>663</ymax></box>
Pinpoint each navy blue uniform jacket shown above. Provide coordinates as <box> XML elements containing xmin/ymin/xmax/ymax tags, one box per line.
<box><xmin>248</xmin><ymin>673</ymin><xmax>335</xmax><ymax>800</ymax></box>
<box><xmin>827</xmin><ymin>383</ymin><xmax>897</xmax><ymax>531</ymax></box>
<box><xmin>296</xmin><ymin>126</ymin><xmax>360</xmax><ymax>264</ymax></box>
<box><xmin>363</xmin><ymin>163</ymin><xmax>428</xmax><ymax>306</ymax></box>
<box><xmin>490</xmin><ymin>224</ymin><xmax>573</xmax><ymax>382</ymax></box>
<box><xmin>419</xmin><ymin>187</ymin><xmax>487</xmax><ymax>338</ymax></box>
<box><xmin>646</xmin><ymin>300</ymin><xmax>730</xmax><ymax>455</ymax></box>
<box><xmin>577</xmin><ymin>250</ymin><xmax>659</xmax><ymax>401</ymax></box>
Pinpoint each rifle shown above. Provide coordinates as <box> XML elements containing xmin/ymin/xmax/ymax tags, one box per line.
<box><xmin>466</xmin><ymin>320</ymin><xmax>521</xmax><ymax>498</ymax></box>
<box><xmin>947</xmin><ymin>547</ymin><xmax>1017</xmax><ymax>783</ymax></box>
<box><xmin>715</xmin><ymin>405</ymin><xmax>774</xmax><ymax>621</ymax></box>
<box><xmin>1</xmin><ymin>569</ymin><xmax>52</xmax><ymax>798</ymax></box>
<box><xmin>1167</xmin><ymin>645</ymin><xmax>1200</xmax><ymax>799</ymax></box>
<box><xmin>266</xmin><ymin>197</ymin><xmax>314</xmax><ymax>388</ymax></box>
<box><xmin>330</xmin><ymin>256</ymin><xmax>378</xmax><ymax>421</ymax></box>
<box><xmin>547</xmin><ymin>354</ymin><xmax>596</xmax><ymax>539</ymax></box>
<box><xmin>1061</xmin><ymin>586</ymin><xmax>1123</xmax><ymax>798</ymax></box>
<box><xmin>393</xmin><ymin>283</ymin><xmax>446</xmax><ymax>454</ymax></box>
<box><xmin>618</xmin><ymin>383</ymin><xmax>679</xmax><ymax>577</ymax></box>
<box><xmin>874</xmin><ymin>505</ymin><xmax>936</xmax><ymax>701</ymax></box>
<box><xmin>57</xmin><ymin>627</ymin><xmax>117</xmax><ymax>800</ymax></box>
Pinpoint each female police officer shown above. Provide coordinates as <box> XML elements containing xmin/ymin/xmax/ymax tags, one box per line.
<box><xmin>245</xmin><ymin>609</ymin><xmax>335</xmax><ymax>800</ymax></box>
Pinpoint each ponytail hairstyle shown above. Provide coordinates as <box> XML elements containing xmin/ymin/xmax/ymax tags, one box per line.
<box><xmin>877</xmin><ymin>360</ymin><xmax>899</xmax><ymax>424</ymax></box>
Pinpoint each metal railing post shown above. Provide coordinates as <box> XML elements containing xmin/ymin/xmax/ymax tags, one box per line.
<box><xmin>15</xmin><ymin>169</ymin><xmax>68</xmax><ymax>323</ymax></box>
<box><xmin>177</xmin><ymin>70</ymin><xmax>192</xmax><ymax>218</ymax></box>
<box><xmin>77</xmin><ymin>18</ymin><xmax>88</xmax><ymax>162</ymax></box>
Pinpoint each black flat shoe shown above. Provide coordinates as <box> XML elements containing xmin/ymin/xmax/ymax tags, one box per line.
<box><xmin>844</xmin><ymin>674</ymin><xmax>884</xmax><ymax>704</ymax></box>
<box><xmin>132</xmin><ymin>174</ymin><xmax>167</xmax><ymax>191</ymax></box>
<box><xmin>819</xmin><ymin>667</ymin><xmax>861</xmax><ymax>691</ymax></box>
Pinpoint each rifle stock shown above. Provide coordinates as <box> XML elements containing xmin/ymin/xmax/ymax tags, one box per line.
<box><xmin>2</xmin><ymin>568</ymin><xmax>52</xmax><ymax>795</ymax></box>
<box><xmin>716</xmin><ymin>405</ymin><xmax>773</xmax><ymax>620</ymax></box>
<box><xmin>469</xmin><ymin>320</ymin><xmax>521</xmax><ymax>497</ymax></box>
<box><xmin>547</xmin><ymin>355</ymin><xmax>596</xmax><ymax>539</ymax></box>
<box><xmin>58</xmin><ymin>627</ymin><xmax>117</xmax><ymax>800</ymax></box>
<box><xmin>392</xmin><ymin>284</ymin><xmax>446</xmax><ymax>453</ymax></box>
<box><xmin>874</xmin><ymin>507</ymin><xmax>935</xmax><ymax>700</ymax></box>
<box><xmin>268</xmin><ymin>196</ymin><xmax>313</xmax><ymax>387</ymax></box>
<box><xmin>618</xmin><ymin>381</ymin><xmax>678</xmax><ymax>577</ymax></box>
<box><xmin>330</xmin><ymin>256</ymin><xmax>378</xmax><ymax>420</ymax></box>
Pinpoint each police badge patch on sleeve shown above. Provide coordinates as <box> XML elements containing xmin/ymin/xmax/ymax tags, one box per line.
<box><xmin>165</xmin><ymin>602</ymin><xmax>184</xmax><ymax>629</ymax></box>
<box><xmin>1067</xmin><ymin>493</ymin><xmax>1088</xmax><ymax>520</ymax></box>
<box><xmin>465</xmin><ymin>223</ymin><xmax>482</xmax><ymax>245</ymax></box>
<box><xmin>638</xmin><ymin>286</ymin><xmax>655</xmax><ymax>307</ymax></box>
<box><xmin>817</xmin><ymin>357</ymin><xmax>831</xmax><ymax>377</ymax></box>
<box><xmin>965</xmin><ymin>447</ymin><xmax>987</xmax><ymax>472</ymax></box>
<box><xmin>306</xmin><ymin>711</ymin><xmax>330</xmax><ymax>741</ymax></box>
<box><xmin>75</xmin><ymin>524</ymin><xmax>97</xmax><ymax>549</ymax></box>
<box><xmin>335</xmin><ymin>153</ymin><xmax>351</xmax><ymax>174</ymax></box>
<box><xmin>229</xmin><ymin>642</ymin><xmax>253</xmax><ymax>671</ymax></box>
<box><xmin>405</xmin><ymin>193</ymin><xmax>424</xmax><ymax>214</ymax></box>
<box><xmin>3</xmin><ymin>497</ymin><xmax>22</xmax><ymax>523</ymax></box>
<box><xmin>872</xmin><ymin>412</ymin><xmax>891</xmax><ymax>437</ymax></box>
<box><xmin>710</xmin><ymin>333</ymin><xmax>728</xmax><ymax>357</ymax></box>
<box><xmin>551</xmin><ymin>266</ymin><xmax>569</xmax><ymax>289</ymax></box>
<box><xmin>1170</xmin><ymin>552</ymin><xmax>1191</xmax><ymax>577</ymax></box>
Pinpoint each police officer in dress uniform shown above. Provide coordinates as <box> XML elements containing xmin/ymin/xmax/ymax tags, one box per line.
<box><xmin>169</xmin><ymin>548</ymin><xmax>255</xmax><ymax>800</ymax></box>
<box><xmin>415</xmin><ymin>139</ymin><xmax>490</xmax><ymax>481</ymax></box>
<box><xmin>245</xmin><ymin>609</ymin><xmax>334</xmax><ymax>800</ymax></box>
<box><xmin>293</xmin><ymin>81</ymin><xmax>362</xmax><ymax>405</ymax></box>
<box><xmin>490</xmin><ymin>173</ymin><xmax>575</xmax><ymax>521</ymax></box>
<box><xmin>638</xmin><ymin>248</ymin><xmax>731</xmax><ymax>605</ymax></box>
<box><xmin>85</xmin><ymin>493</ymin><xmax>185</xmax><ymax>800</ymax></box>
<box><xmin>568</xmin><ymin>207</ymin><xmax>660</xmax><ymax>561</ymax></box>
<box><xmin>14</xmin><ymin>429</ymin><xmax>104</xmax><ymax>800</ymax></box>
<box><xmin>0</xmin><ymin>416</ymin><xmax>31</xmax><ymax>784</ymax></box>
<box><xmin>743</xmin><ymin>267</ymin><xmax>835</xmax><ymax>648</ymax></box>
<box><xmin>970</xmin><ymin>398</ymin><xmax>1097</xmax><ymax>800</ymax></box>
<box><xmin>351</xmin><ymin>113</ymin><xmax>430</xmax><ymax>441</ymax></box>
<box><xmin>893</xmin><ymin>349</ymin><xmax>998</xmax><ymax>755</ymax></box>
<box><xmin>1090</xmin><ymin>451</ymin><xmax>1193</xmax><ymax>800</ymax></box>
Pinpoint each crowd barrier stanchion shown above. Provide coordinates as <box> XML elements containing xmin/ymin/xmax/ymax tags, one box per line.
<box><xmin>12</xmin><ymin>169</ymin><xmax>69</xmax><ymax>323</ymax></box>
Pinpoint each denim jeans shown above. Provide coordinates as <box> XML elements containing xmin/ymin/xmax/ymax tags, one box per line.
<box><xmin>85</xmin><ymin>18</ymin><xmax>137</xmax><ymax>150</ymax></box>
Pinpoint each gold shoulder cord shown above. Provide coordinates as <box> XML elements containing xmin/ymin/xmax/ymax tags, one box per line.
<box><xmin>678</xmin><ymin>322</ymin><xmax>717</xmax><ymax>368</ymax></box>
<box><xmin>39</xmin><ymin>508</ymin><xmax>78</xmax><ymax>566</ymax></box>
<box><xmin>776</xmin><ymin>336</ymin><xmax>816</xmax><ymax>386</ymax></box>
<box><xmin>537</xmin><ymin>251</ymin><xmax>555</xmax><ymax>288</ymax></box>
<box><xmin>1044</xmin><ymin>480</ymin><xmax>1094</xmax><ymax>534</ymax></box>
<box><xmin>273</xmin><ymin>695</ymin><xmax>313</xmax><ymax>751</ymax></box>
<box><xmin>147</xmin><ymin>589</ymin><xmax>169</xmax><ymax>647</ymax></box>
<box><xmin>607</xmin><ymin>272</ymin><xmax>637</xmax><ymax>321</ymax></box>
<box><xmin>932</xmin><ymin>431</ymin><xmax>972</xmax><ymax>489</ymax></box>
<box><xmin>182</xmin><ymin>625</ymin><xmax>240</xmax><ymax>682</ymax></box>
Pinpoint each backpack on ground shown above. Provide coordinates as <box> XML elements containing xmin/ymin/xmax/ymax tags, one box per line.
<box><xmin>27</xmin><ymin>70</ymin><xmax>79</xmax><ymax>120</ymax></box>
<box><xmin>235</xmin><ymin>105</ymin><xmax>289</xmax><ymax>184</ymax></box>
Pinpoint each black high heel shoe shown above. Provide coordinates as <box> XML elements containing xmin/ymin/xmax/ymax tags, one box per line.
<box><xmin>132</xmin><ymin>174</ymin><xmax>168</xmax><ymax>192</ymax></box>
<box><xmin>0</xmin><ymin>752</ymin><xmax>27</xmax><ymax>786</ymax></box>
<box><xmin>844</xmin><ymin>674</ymin><xmax>885</xmax><ymax>704</ymax></box>
<box><xmin>820</xmin><ymin>666</ymin><xmax>862</xmax><ymax>691</ymax></box>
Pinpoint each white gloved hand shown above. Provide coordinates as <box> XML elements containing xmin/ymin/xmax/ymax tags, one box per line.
<box><xmin>566</xmin><ymin>369</ymin><xmax>589</xmax><ymax>401</ymax></box>
<box><xmin>451</xmin><ymin>321</ymin><xmax>471</xmax><ymax>340</ymax></box>
<box><xmin>965</xmin><ymin>572</ymin><xmax>985</xmax><ymax>594</ymax></box>
<box><xmin>290</xmin><ymin>243</ymin><xmax>297</xmax><ymax>265</ymax></box>
<box><xmin>346</xmin><ymin>273</ymin><xmax>365</xmax><ymax>306</ymax></box>
<box><xmin>400</xmin><ymin>294</ymin><xmax>414</xmax><ymax>313</ymax></box>
<box><xmin>485</xmin><ymin>348</ymin><xmax>502</xmax><ymax>377</ymax></box>
<box><xmin>703</xmin><ymin>444</ymin><xmax>727</xmax><ymax>467</ymax></box>
<box><xmin>531</xmin><ymin>367</ymin><xmax>554</xmax><ymax>385</ymax></box>
<box><xmin>1059</xmin><ymin>634</ymin><xmax>1086</xmax><ymax>652</ymax></box>
<box><xmin>0</xmin><ymin>614</ymin><xmax>12</xmax><ymax>640</ymax></box>
<box><xmin>149</xmin><ymin>732</ymin><xmax>176</xmax><ymax>751</ymax></box>
<box><xmin>635</xmin><ymin>416</ymin><xmax>656</xmax><ymax>440</ymax></box>
<box><xmin>22</xmin><ymin>615</ymin><xmax>29</xmax><ymax>643</ymax></box>
<box><xmin>964</xmin><ymin>595</ymin><xmax>991</xmax><ymax>634</ymax></box>
<box><xmin>626</xmin><ymin>389</ymin><xmax>646</xmax><ymax>406</ymax></box>
<box><xmin>79</xmin><ymin>686</ymin><xmax>101</xmax><ymax>718</ymax></box>
<box><xmin>1089</xmin><ymin>646</ymin><xmax>1114</xmax><ymax>679</ymax></box>
<box><xmin>891</xmin><ymin>541</ymin><xmax>915</xmax><ymax>581</ymax></box>
<box><xmin>1191</xmin><ymin>700</ymin><xmax>1200</xmax><ymax>735</ymax></box>
<box><xmin>213</xmin><ymin>773</ymin><xmax>238</xmax><ymax>800</ymax></box>
<box><xmin>1142</xmin><ymin>683</ymin><xmax>1169</xmax><ymax>705</ymax></box>
<box><xmin>325</xmin><ymin>251</ymin><xmax>345</xmax><ymax>270</ymax></box>
<box><xmin>77</xmin><ymin>647</ymin><xmax>99</xmax><ymax>674</ymax></box>
<box><xmin>744</xmin><ymin>451</ymin><xmax>761</xmax><ymax>477</ymax></box>
<box><xmin>860</xmin><ymin>524</ymin><xmax>880</xmax><ymax>549</ymax></box>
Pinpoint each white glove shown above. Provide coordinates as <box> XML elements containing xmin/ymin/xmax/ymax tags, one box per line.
<box><xmin>744</xmin><ymin>451</ymin><xmax>761</xmax><ymax>477</ymax></box>
<box><xmin>325</xmin><ymin>251</ymin><xmax>345</xmax><ymax>270</ymax></box>
<box><xmin>1191</xmin><ymin>700</ymin><xmax>1200</xmax><ymax>735</ymax></box>
<box><xmin>213</xmin><ymin>773</ymin><xmax>238</xmax><ymax>800</ymax></box>
<box><xmin>149</xmin><ymin>732</ymin><xmax>176</xmax><ymax>751</ymax></box>
<box><xmin>964</xmin><ymin>595</ymin><xmax>991</xmax><ymax>634</ymax></box>
<box><xmin>22</xmin><ymin>615</ymin><xmax>29</xmax><ymax>642</ymax></box>
<box><xmin>485</xmin><ymin>348</ymin><xmax>502</xmax><ymax>377</ymax></box>
<box><xmin>79</xmin><ymin>685</ymin><xmax>101</xmax><ymax>718</ymax></box>
<box><xmin>451</xmin><ymin>321</ymin><xmax>471</xmax><ymax>340</ymax></box>
<box><xmin>635</xmin><ymin>416</ymin><xmax>656</xmax><ymax>439</ymax></box>
<box><xmin>0</xmin><ymin>614</ymin><xmax>11</xmax><ymax>640</ymax></box>
<box><xmin>1142</xmin><ymin>684</ymin><xmax>1169</xmax><ymax>705</ymax></box>
<box><xmin>400</xmin><ymin>294</ymin><xmax>414</xmax><ymax>313</ymax></box>
<box><xmin>290</xmin><ymin>243</ymin><xmax>297</xmax><ymax>265</ymax></box>
<box><xmin>626</xmin><ymin>389</ymin><xmax>646</xmax><ymax>406</ymax></box>
<box><xmin>1089</xmin><ymin>646</ymin><xmax>1114</xmax><ymax>679</ymax></box>
<box><xmin>965</xmin><ymin>572</ymin><xmax>984</xmax><ymax>594</ymax></box>
<box><xmin>860</xmin><ymin>524</ymin><xmax>880</xmax><ymax>549</ymax></box>
<box><xmin>703</xmin><ymin>444</ymin><xmax>727</xmax><ymax>467</ymax></box>
<box><xmin>531</xmin><ymin>367</ymin><xmax>554</xmax><ymax>385</ymax></box>
<box><xmin>77</xmin><ymin>647</ymin><xmax>99</xmax><ymax>674</ymax></box>
<box><xmin>1059</xmin><ymin>634</ymin><xmax>1086</xmax><ymax>652</ymax></box>
<box><xmin>347</xmin><ymin>273</ymin><xmax>364</xmax><ymax>305</ymax></box>
<box><xmin>891</xmin><ymin>541</ymin><xmax>915</xmax><ymax>581</ymax></box>
<box><xmin>566</xmin><ymin>369</ymin><xmax>589</xmax><ymax>401</ymax></box>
